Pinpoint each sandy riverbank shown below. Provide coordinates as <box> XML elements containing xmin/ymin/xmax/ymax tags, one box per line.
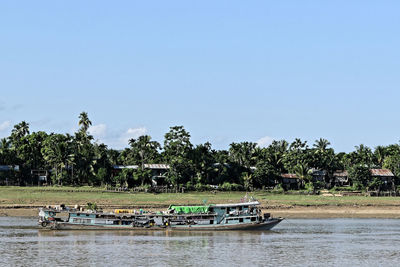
<box><xmin>266</xmin><ymin>206</ymin><xmax>400</xmax><ymax>219</ymax></box>
<box><xmin>3</xmin><ymin>187</ymin><xmax>400</xmax><ymax>218</ymax></box>
<box><xmin>2</xmin><ymin>206</ymin><xmax>400</xmax><ymax>219</ymax></box>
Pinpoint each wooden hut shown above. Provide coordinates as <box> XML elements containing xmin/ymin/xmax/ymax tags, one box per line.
<box><xmin>370</xmin><ymin>169</ymin><xmax>395</xmax><ymax>190</ymax></box>
<box><xmin>333</xmin><ymin>170</ymin><xmax>350</xmax><ymax>187</ymax></box>
<box><xmin>280</xmin><ymin>174</ymin><xmax>300</xmax><ymax>190</ymax></box>
<box><xmin>310</xmin><ymin>169</ymin><xmax>327</xmax><ymax>183</ymax></box>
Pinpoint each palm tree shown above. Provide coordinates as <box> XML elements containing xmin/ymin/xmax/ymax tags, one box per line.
<box><xmin>0</xmin><ymin>138</ymin><xmax>10</xmax><ymax>151</ymax></box>
<box><xmin>129</xmin><ymin>135</ymin><xmax>161</xmax><ymax>185</ymax></box>
<box><xmin>293</xmin><ymin>162</ymin><xmax>312</xmax><ymax>188</ymax></box>
<box><xmin>78</xmin><ymin>112</ymin><xmax>92</xmax><ymax>133</ymax></box>
<box><xmin>374</xmin><ymin>146</ymin><xmax>386</xmax><ymax>167</ymax></box>
<box><xmin>354</xmin><ymin>144</ymin><xmax>373</xmax><ymax>166</ymax></box>
<box><xmin>129</xmin><ymin>135</ymin><xmax>159</xmax><ymax>167</ymax></box>
<box><xmin>290</xmin><ymin>138</ymin><xmax>308</xmax><ymax>151</ymax></box>
<box><xmin>313</xmin><ymin>138</ymin><xmax>331</xmax><ymax>152</ymax></box>
<box><xmin>0</xmin><ymin>138</ymin><xmax>11</xmax><ymax>164</ymax></box>
<box><xmin>268</xmin><ymin>140</ymin><xmax>288</xmax><ymax>172</ymax></box>
<box><xmin>229</xmin><ymin>142</ymin><xmax>257</xmax><ymax>168</ymax></box>
<box><xmin>242</xmin><ymin>172</ymin><xmax>253</xmax><ymax>191</ymax></box>
<box><xmin>42</xmin><ymin>134</ymin><xmax>75</xmax><ymax>185</ymax></box>
<box><xmin>11</xmin><ymin>121</ymin><xmax>30</xmax><ymax>140</ymax></box>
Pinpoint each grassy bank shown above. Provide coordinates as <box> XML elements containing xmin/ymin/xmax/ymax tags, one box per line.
<box><xmin>2</xmin><ymin>186</ymin><xmax>400</xmax><ymax>208</ymax></box>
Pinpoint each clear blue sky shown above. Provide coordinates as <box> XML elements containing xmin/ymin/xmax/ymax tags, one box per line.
<box><xmin>1</xmin><ymin>1</ymin><xmax>400</xmax><ymax>152</ymax></box>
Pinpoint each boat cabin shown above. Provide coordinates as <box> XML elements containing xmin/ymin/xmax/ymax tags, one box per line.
<box><xmin>169</xmin><ymin>201</ymin><xmax>262</xmax><ymax>225</ymax></box>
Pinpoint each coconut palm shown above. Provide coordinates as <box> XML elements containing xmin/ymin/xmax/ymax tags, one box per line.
<box><xmin>0</xmin><ymin>138</ymin><xmax>12</xmax><ymax>164</ymax></box>
<box><xmin>374</xmin><ymin>145</ymin><xmax>386</xmax><ymax>167</ymax></box>
<box><xmin>293</xmin><ymin>162</ymin><xmax>312</xmax><ymax>188</ymax></box>
<box><xmin>229</xmin><ymin>142</ymin><xmax>257</xmax><ymax>168</ymax></box>
<box><xmin>78</xmin><ymin>112</ymin><xmax>92</xmax><ymax>133</ymax></box>
<box><xmin>354</xmin><ymin>144</ymin><xmax>373</xmax><ymax>166</ymax></box>
<box><xmin>242</xmin><ymin>172</ymin><xmax>253</xmax><ymax>191</ymax></box>
<box><xmin>128</xmin><ymin>135</ymin><xmax>161</xmax><ymax>185</ymax></box>
<box><xmin>11</xmin><ymin>121</ymin><xmax>30</xmax><ymax>141</ymax></box>
<box><xmin>129</xmin><ymin>135</ymin><xmax>161</xmax><ymax>166</ymax></box>
<box><xmin>313</xmin><ymin>138</ymin><xmax>331</xmax><ymax>152</ymax></box>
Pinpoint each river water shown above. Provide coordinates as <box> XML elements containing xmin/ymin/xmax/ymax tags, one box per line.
<box><xmin>1</xmin><ymin>217</ymin><xmax>399</xmax><ymax>266</ymax></box>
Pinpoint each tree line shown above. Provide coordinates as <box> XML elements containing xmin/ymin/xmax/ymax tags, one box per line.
<box><xmin>0</xmin><ymin>112</ymin><xmax>400</xmax><ymax>191</ymax></box>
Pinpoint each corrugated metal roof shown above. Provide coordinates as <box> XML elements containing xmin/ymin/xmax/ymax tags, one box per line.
<box><xmin>370</xmin><ymin>169</ymin><xmax>394</xmax><ymax>177</ymax></box>
<box><xmin>333</xmin><ymin>170</ymin><xmax>348</xmax><ymax>177</ymax></box>
<box><xmin>113</xmin><ymin>164</ymin><xmax>170</xmax><ymax>170</ymax></box>
<box><xmin>281</xmin><ymin>173</ymin><xmax>299</xmax><ymax>179</ymax></box>
<box><xmin>0</xmin><ymin>165</ymin><xmax>19</xmax><ymax>171</ymax></box>
<box><xmin>144</xmin><ymin>164</ymin><xmax>170</xmax><ymax>169</ymax></box>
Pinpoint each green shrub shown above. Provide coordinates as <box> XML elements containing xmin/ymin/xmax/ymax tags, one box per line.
<box><xmin>304</xmin><ymin>182</ymin><xmax>314</xmax><ymax>192</ymax></box>
<box><xmin>368</xmin><ymin>177</ymin><xmax>383</xmax><ymax>191</ymax></box>
<box><xmin>185</xmin><ymin>181</ymin><xmax>194</xmax><ymax>191</ymax></box>
<box><xmin>348</xmin><ymin>165</ymin><xmax>371</xmax><ymax>189</ymax></box>
<box><xmin>194</xmin><ymin>183</ymin><xmax>210</xmax><ymax>191</ymax></box>
<box><xmin>271</xmin><ymin>184</ymin><xmax>284</xmax><ymax>194</ymax></box>
<box><xmin>130</xmin><ymin>184</ymin><xmax>151</xmax><ymax>192</ymax></box>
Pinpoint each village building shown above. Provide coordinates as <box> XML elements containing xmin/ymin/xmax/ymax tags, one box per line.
<box><xmin>310</xmin><ymin>169</ymin><xmax>327</xmax><ymax>184</ymax></box>
<box><xmin>0</xmin><ymin>165</ymin><xmax>19</xmax><ymax>185</ymax></box>
<box><xmin>30</xmin><ymin>169</ymin><xmax>50</xmax><ymax>185</ymax></box>
<box><xmin>333</xmin><ymin>170</ymin><xmax>350</xmax><ymax>187</ymax></box>
<box><xmin>370</xmin><ymin>169</ymin><xmax>395</xmax><ymax>190</ymax></box>
<box><xmin>279</xmin><ymin>173</ymin><xmax>300</xmax><ymax>190</ymax></box>
<box><xmin>332</xmin><ymin>169</ymin><xmax>395</xmax><ymax>190</ymax></box>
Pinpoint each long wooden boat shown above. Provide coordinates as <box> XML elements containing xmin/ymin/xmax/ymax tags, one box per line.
<box><xmin>38</xmin><ymin>201</ymin><xmax>283</xmax><ymax>231</ymax></box>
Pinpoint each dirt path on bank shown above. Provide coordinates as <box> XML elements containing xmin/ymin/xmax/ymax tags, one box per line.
<box><xmin>0</xmin><ymin>208</ymin><xmax>37</xmax><ymax>217</ymax></box>
<box><xmin>2</xmin><ymin>205</ymin><xmax>400</xmax><ymax>218</ymax></box>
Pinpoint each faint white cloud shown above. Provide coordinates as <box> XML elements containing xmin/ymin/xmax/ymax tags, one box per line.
<box><xmin>256</xmin><ymin>136</ymin><xmax>274</xmax><ymax>147</ymax></box>
<box><xmin>119</xmin><ymin>127</ymin><xmax>147</xmax><ymax>146</ymax></box>
<box><xmin>0</xmin><ymin>121</ymin><xmax>11</xmax><ymax>132</ymax></box>
<box><xmin>89</xmin><ymin>124</ymin><xmax>107</xmax><ymax>138</ymax></box>
<box><xmin>85</xmin><ymin>125</ymin><xmax>148</xmax><ymax>149</ymax></box>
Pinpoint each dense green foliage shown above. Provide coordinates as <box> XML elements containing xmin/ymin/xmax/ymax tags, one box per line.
<box><xmin>1</xmin><ymin>112</ymin><xmax>400</xmax><ymax>191</ymax></box>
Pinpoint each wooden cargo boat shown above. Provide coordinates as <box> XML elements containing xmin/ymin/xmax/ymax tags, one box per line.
<box><xmin>38</xmin><ymin>201</ymin><xmax>283</xmax><ymax>231</ymax></box>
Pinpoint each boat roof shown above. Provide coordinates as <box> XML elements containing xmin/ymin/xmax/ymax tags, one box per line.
<box><xmin>40</xmin><ymin>201</ymin><xmax>261</xmax><ymax>215</ymax></box>
<box><xmin>213</xmin><ymin>201</ymin><xmax>260</xmax><ymax>207</ymax></box>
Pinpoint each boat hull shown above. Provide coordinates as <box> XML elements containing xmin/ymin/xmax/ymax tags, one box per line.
<box><xmin>40</xmin><ymin>218</ymin><xmax>283</xmax><ymax>231</ymax></box>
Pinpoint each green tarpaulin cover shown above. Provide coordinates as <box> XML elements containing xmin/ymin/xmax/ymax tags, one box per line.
<box><xmin>169</xmin><ymin>205</ymin><xmax>209</xmax><ymax>214</ymax></box>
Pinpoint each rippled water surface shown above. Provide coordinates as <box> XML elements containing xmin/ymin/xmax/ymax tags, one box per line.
<box><xmin>1</xmin><ymin>217</ymin><xmax>400</xmax><ymax>266</ymax></box>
